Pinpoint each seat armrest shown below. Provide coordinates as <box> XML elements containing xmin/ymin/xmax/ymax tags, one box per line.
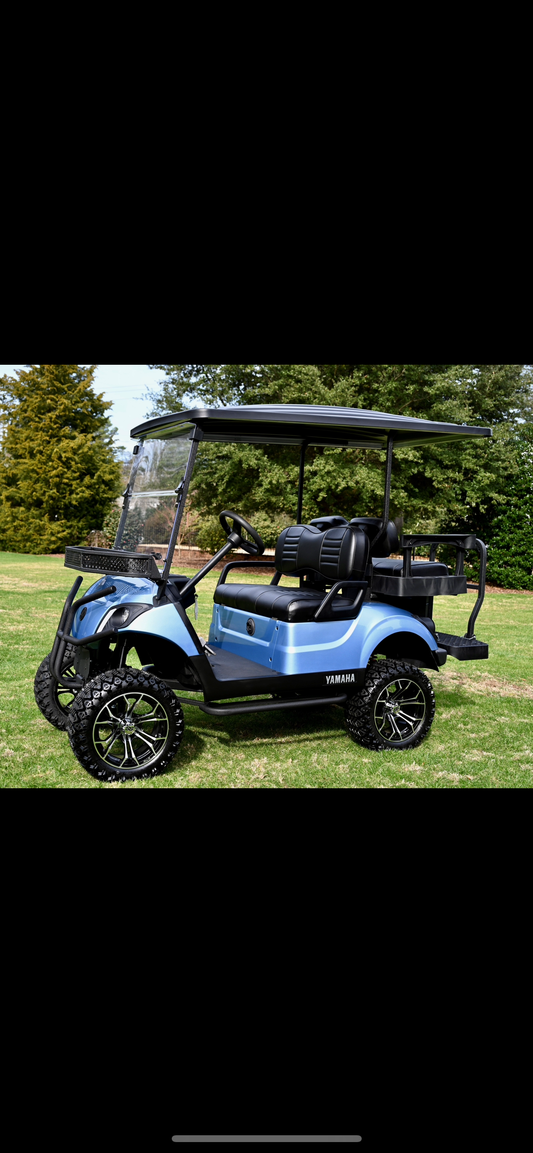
<box><xmin>401</xmin><ymin>533</ymin><xmax>477</xmax><ymax>577</ymax></box>
<box><xmin>314</xmin><ymin>581</ymin><xmax>368</xmax><ymax>622</ymax></box>
<box><xmin>400</xmin><ymin>534</ymin><xmax>487</xmax><ymax>637</ymax></box>
<box><xmin>216</xmin><ymin>558</ymin><xmax>276</xmax><ymax>587</ymax></box>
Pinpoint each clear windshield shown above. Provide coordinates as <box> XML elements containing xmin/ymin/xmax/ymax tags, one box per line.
<box><xmin>116</xmin><ymin>436</ymin><xmax>191</xmax><ymax>552</ymax></box>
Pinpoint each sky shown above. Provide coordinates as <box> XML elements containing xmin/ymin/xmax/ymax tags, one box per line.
<box><xmin>0</xmin><ymin>364</ymin><xmax>166</xmax><ymax>452</ymax></box>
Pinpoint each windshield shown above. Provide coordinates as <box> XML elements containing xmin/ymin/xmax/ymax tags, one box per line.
<box><xmin>115</xmin><ymin>436</ymin><xmax>191</xmax><ymax>552</ymax></box>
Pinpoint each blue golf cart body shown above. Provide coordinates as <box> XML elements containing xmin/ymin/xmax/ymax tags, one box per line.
<box><xmin>35</xmin><ymin>403</ymin><xmax>491</xmax><ymax>781</ymax></box>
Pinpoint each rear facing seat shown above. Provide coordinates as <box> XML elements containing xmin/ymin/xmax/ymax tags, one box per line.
<box><xmin>372</xmin><ymin>557</ymin><xmax>449</xmax><ymax>578</ymax></box>
<box><xmin>214</xmin><ymin>523</ymin><xmax>369</xmax><ymax>623</ymax></box>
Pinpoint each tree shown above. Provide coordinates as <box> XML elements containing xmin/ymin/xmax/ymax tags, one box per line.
<box><xmin>484</xmin><ymin>425</ymin><xmax>533</xmax><ymax>590</ymax></box>
<box><xmin>146</xmin><ymin>365</ymin><xmax>533</xmax><ymax>538</ymax></box>
<box><xmin>147</xmin><ymin>364</ymin><xmax>533</xmax><ymax>423</ymax></box>
<box><xmin>0</xmin><ymin>365</ymin><xmax>122</xmax><ymax>554</ymax></box>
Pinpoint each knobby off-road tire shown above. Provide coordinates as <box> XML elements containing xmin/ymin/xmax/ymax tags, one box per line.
<box><xmin>344</xmin><ymin>659</ymin><xmax>436</xmax><ymax>751</ymax></box>
<box><xmin>34</xmin><ymin>645</ymin><xmax>82</xmax><ymax>731</ymax></box>
<box><xmin>67</xmin><ymin>667</ymin><xmax>185</xmax><ymax>783</ymax></box>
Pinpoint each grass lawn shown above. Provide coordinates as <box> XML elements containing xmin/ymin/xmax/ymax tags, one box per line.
<box><xmin>1</xmin><ymin>551</ymin><xmax>532</xmax><ymax>789</ymax></box>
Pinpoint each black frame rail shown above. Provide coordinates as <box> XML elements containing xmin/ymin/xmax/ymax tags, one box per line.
<box><xmin>175</xmin><ymin>694</ymin><xmax>348</xmax><ymax>717</ymax></box>
<box><xmin>50</xmin><ymin>579</ymin><xmax>119</xmax><ymax>689</ymax></box>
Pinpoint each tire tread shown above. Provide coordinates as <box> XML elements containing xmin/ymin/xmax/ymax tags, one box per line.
<box><xmin>34</xmin><ymin>646</ymin><xmax>80</xmax><ymax>731</ymax></box>
<box><xmin>344</xmin><ymin>659</ymin><xmax>436</xmax><ymax>751</ymax></box>
<box><xmin>66</xmin><ymin>667</ymin><xmax>184</xmax><ymax>782</ymax></box>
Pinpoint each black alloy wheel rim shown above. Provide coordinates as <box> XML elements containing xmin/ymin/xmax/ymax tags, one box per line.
<box><xmin>373</xmin><ymin>677</ymin><xmax>427</xmax><ymax>744</ymax></box>
<box><xmin>91</xmin><ymin>692</ymin><xmax>170</xmax><ymax>770</ymax></box>
<box><xmin>57</xmin><ymin>661</ymin><xmax>80</xmax><ymax>713</ymax></box>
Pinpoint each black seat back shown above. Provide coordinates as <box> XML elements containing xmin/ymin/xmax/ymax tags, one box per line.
<box><xmin>349</xmin><ymin>517</ymin><xmax>399</xmax><ymax>558</ymax></box>
<box><xmin>310</xmin><ymin>515</ymin><xmax>399</xmax><ymax>559</ymax></box>
<box><xmin>275</xmin><ymin>524</ymin><xmax>369</xmax><ymax>582</ymax></box>
<box><xmin>309</xmin><ymin>516</ymin><xmax>348</xmax><ymax>531</ymax></box>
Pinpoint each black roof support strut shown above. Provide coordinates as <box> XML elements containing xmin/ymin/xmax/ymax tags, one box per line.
<box><xmin>296</xmin><ymin>440</ymin><xmax>308</xmax><ymax>523</ymax></box>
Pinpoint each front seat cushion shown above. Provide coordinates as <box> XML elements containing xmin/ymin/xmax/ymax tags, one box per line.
<box><xmin>214</xmin><ymin>583</ymin><xmax>357</xmax><ymax>622</ymax></box>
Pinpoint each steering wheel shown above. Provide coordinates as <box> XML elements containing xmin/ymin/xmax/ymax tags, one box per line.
<box><xmin>219</xmin><ymin>510</ymin><xmax>265</xmax><ymax>556</ymax></box>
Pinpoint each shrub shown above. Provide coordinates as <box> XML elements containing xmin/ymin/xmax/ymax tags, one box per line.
<box><xmin>195</xmin><ymin>510</ymin><xmax>293</xmax><ymax>554</ymax></box>
<box><xmin>486</xmin><ymin>431</ymin><xmax>533</xmax><ymax>590</ymax></box>
<box><xmin>102</xmin><ymin>505</ymin><xmax>121</xmax><ymax>546</ymax></box>
<box><xmin>486</xmin><ymin>508</ymin><xmax>533</xmax><ymax>590</ymax></box>
<box><xmin>101</xmin><ymin>504</ymin><xmax>145</xmax><ymax>551</ymax></box>
<box><xmin>195</xmin><ymin>516</ymin><xmax>227</xmax><ymax>554</ymax></box>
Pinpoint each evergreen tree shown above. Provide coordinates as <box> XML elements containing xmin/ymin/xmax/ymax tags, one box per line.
<box><xmin>0</xmin><ymin>364</ymin><xmax>122</xmax><ymax>554</ymax></box>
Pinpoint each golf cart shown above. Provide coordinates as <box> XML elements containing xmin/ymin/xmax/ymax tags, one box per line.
<box><xmin>34</xmin><ymin>404</ymin><xmax>491</xmax><ymax>782</ymax></box>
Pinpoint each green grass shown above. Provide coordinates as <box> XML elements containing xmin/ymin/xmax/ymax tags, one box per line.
<box><xmin>1</xmin><ymin>552</ymin><xmax>532</xmax><ymax>789</ymax></box>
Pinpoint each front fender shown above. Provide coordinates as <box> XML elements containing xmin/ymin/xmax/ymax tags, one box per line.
<box><xmin>70</xmin><ymin>575</ymin><xmax>156</xmax><ymax>640</ymax></box>
<box><xmin>69</xmin><ymin>577</ymin><xmax>199</xmax><ymax>660</ymax></box>
<box><xmin>72</xmin><ymin>601</ymin><xmax>200</xmax><ymax>661</ymax></box>
<box><xmin>121</xmin><ymin>603</ymin><xmax>199</xmax><ymax>658</ymax></box>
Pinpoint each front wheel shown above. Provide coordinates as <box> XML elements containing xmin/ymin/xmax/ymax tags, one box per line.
<box><xmin>344</xmin><ymin>660</ymin><xmax>435</xmax><ymax>751</ymax></box>
<box><xmin>34</xmin><ymin>645</ymin><xmax>82</xmax><ymax>731</ymax></box>
<box><xmin>67</xmin><ymin>668</ymin><xmax>185</xmax><ymax>783</ymax></box>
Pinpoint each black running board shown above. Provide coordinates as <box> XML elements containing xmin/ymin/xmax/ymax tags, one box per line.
<box><xmin>176</xmin><ymin>694</ymin><xmax>348</xmax><ymax>717</ymax></box>
<box><xmin>437</xmin><ymin>632</ymin><xmax>489</xmax><ymax>660</ymax></box>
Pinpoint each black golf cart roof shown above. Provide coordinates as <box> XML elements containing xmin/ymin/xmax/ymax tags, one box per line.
<box><xmin>131</xmin><ymin>405</ymin><xmax>492</xmax><ymax>449</ymax></box>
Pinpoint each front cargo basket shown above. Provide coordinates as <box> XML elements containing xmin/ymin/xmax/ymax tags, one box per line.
<box><xmin>65</xmin><ymin>546</ymin><xmax>161</xmax><ymax>580</ymax></box>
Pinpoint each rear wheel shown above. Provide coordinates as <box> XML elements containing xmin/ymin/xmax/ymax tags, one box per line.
<box><xmin>344</xmin><ymin>660</ymin><xmax>435</xmax><ymax>751</ymax></box>
<box><xmin>34</xmin><ymin>646</ymin><xmax>82</xmax><ymax>731</ymax></box>
<box><xmin>67</xmin><ymin>668</ymin><xmax>184</xmax><ymax>783</ymax></box>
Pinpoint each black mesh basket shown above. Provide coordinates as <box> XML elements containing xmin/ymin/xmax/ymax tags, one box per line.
<box><xmin>65</xmin><ymin>546</ymin><xmax>161</xmax><ymax>580</ymax></box>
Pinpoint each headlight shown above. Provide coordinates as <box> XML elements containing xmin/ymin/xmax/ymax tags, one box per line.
<box><xmin>96</xmin><ymin>603</ymin><xmax>150</xmax><ymax>633</ymax></box>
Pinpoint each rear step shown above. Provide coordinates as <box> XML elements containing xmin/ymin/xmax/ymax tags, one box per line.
<box><xmin>437</xmin><ymin>633</ymin><xmax>489</xmax><ymax>661</ymax></box>
<box><xmin>176</xmin><ymin>694</ymin><xmax>348</xmax><ymax>717</ymax></box>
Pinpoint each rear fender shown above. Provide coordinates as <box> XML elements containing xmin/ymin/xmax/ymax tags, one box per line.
<box><xmin>370</xmin><ymin>630</ymin><xmax>442</xmax><ymax>671</ymax></box>
<box><xmin>358</xmin><ymin>608</ymin><xmax>441</xmax><ymax>672</ymax></box>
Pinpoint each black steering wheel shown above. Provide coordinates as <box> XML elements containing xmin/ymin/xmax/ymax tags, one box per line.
<box><xmin>219</xmin><ymin>510</ymin><xmax>265</xmax><ymax>556</ymax></box>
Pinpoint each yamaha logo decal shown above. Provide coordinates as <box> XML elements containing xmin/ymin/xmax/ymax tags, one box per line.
<box><xmin>325</xmin><ymin>672</ymin><xmax>357</xmax><ymax>684</ymax></box>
